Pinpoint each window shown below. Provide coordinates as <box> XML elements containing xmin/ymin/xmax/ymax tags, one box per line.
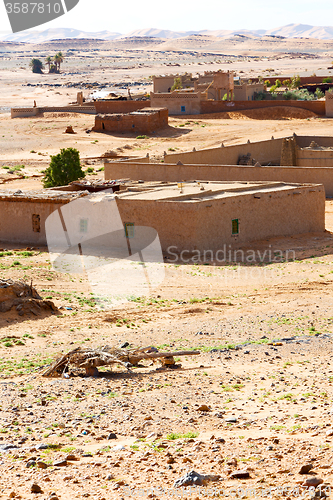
<box><xmin>124</xmin><ymin>222</ymin><xmax>135</xmax><ymax>239</ymax></box>
<box><xmin>80</xmin><ymin>218</ymin><xmax>88</xmax><ymax>233</ymax></box>
<box><xmin>232</xmin><ymin>218</ymin><xmax>239</xmax><ymax>235</ymax></box>
<box><xmin>32</xmin><ymin>214</ymin><xmax>40</xmax><ymax>233</ymax></box>
<box><xmin>181</xmin><ymin>105</ymin><xmax>186</xmax><ymax>113</ymax></box>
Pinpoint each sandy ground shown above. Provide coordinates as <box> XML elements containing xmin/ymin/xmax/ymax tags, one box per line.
<box><xmin>1</xmin><ymin>38</ymin><xmax>333</xmax><ymax>500</ymax></box>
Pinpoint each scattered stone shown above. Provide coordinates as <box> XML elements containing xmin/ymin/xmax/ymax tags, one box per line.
<box><xmin>174</xmin><ymin>470</ymin><xmax>219</xmax><ymax>487</ymax></box>
<box><xmin>53</xmin><ymin>460</ymin><xmax>67</xmax><ymax>467</ymax></box>
<box><xmin>31</xmin><ymin>482</ymin><xmax>43</xmax><ymax>493</ymax></box>
<box><xmin>225</xmin><ymin>417</ymin><xmax>237</xmax><ymax>423</ymax></box>
<box><xmin>302</xmin><ymin>477</ymin><xmax>324</xmax><ymax>488</ymax></box>
<box><xmin>197</xmin><ymin>405</ymin><xmax>210</xmax><ymax>412</ymax></box>
<box><xmin>36</xmin><ymin>460</ymin><xmax>48</xmax><ymax>469</ymax></box>
<box><xmin>230</xmin><ymin>470</ymin><xmax>250</xmax><ymax>479</ymax></box>
<box><xmin>299</xmin><ymin>464</ymin><xmax>313</xmax><ymax>474</ymax></box>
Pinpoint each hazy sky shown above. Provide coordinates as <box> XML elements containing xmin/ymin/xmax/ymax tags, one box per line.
<box><xmin>0</xmin><ymin>0</ymin><xmax>333</xmax><ymax>34</ymax></box>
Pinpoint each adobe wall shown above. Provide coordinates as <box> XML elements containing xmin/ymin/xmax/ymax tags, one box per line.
<box><xmin>116</xmin><ymin>184</ymin><xmax>324</xmax><ymax>253</ymax></box>
<box><xmin>150</xmin><ymin>92</ymin><xmax>202</xmax><ymax>115</ymax></box>
<box><xmin>11</xmin><ymin>108</ymin><xmax>40</xmax><ymax>118</ymax></box>
<box><xmin>11</xmin><ymin>106</ymin><xmax>96</xmax><ymax>118</ymax></box>
<box><xmin>234</xmin><ymin>83</ymin><xmax>265</xmax><ymax>101</ymax></box>
<box><xmin>0</xmin><ymin>199</ymin><xmax>68</xmax><ymax>245</ymax></box>
<box><xmin>200</xmin><ymin>99</ymin><xmax>326</xmax><ymax>115</ymax></box>
<box><xmin>104</xmin><ymin>161</ymin><xmax>333</xmax><ymax>197</ymax></box>
<box><xmin>295</xmin><ymin>135</ymin><xmax>333</xmax><ymax>148</ymax></box>
<box><xmin>325</xmin><ymin>92</ymin><xmax>333</xmax><ymax>117</ymax></box>
<box><xmin>94</xmin><ymin>101</ymin><xmax>149</xmax><ymax>114</ymax></box>
<box><xmin>164</xmin><ymin>138</ymin><xmax>284</xmax><ymax>165</ymax></box>
<box><xmin>93</xmin><ymin>108</ymin><xmax>168</xmax><ymax>134</ymax></box>
<box><xmin>297</xmin><ymin>148</ymin><xmax>333</xmax><ymax>167</ymax></box>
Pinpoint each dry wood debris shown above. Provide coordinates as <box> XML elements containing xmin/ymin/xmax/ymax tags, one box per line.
<box><xmin>42</xmin><ymin>345</ymin><xmax>200</xmax><ymax>377</ymax></box>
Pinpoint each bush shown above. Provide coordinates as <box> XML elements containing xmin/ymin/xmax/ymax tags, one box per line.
<box><xmin>323</xmin><ymin>77</ymin><xmax>333</xmax><ymax>84</ymax></box>
<box><xmin>171</xmin><ymin>77</ymin><xmax>182</xmax><ymax>91</ymax></box>
<box><xmin>290</xmin><ymin>75</ymin><xmax>301</xmax><ymax>89</ymax></box>
<box><xmin>254</xmin><ymin>91</ymin><xmax>266</xmax><ymax>100</ymax></box>
<box><xmin>43</xmin><ymin>148</ymin><xmax>84</xmax><ymax>188</ymax></box>
<box><xmin>315</xmin><ymin>88</ymin><xmax>325</xmax><ymax>99</ymax></box>
<box><xmin>29</xmin><ymin>58</ymin><xmax>43</xmax><ymax>74</ymax></box>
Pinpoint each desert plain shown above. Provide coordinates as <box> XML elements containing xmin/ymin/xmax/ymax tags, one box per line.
<box><xmin>1</xmin><ymin>34</ymin><xmax>333</xmax><ymax>500</ymax></box>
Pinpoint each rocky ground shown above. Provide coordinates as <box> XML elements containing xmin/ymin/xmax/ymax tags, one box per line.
<box><xmin>0</xmin><ymin>225</ymin><xmax>332</xmax><ymax>499</ymax></box>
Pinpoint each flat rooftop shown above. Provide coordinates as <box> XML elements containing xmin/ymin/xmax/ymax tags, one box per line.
<box><xmin>0</xmin><ymin>189</ymin><xmax>88</xmax><ymax>203</ymax></box>
<box><xmin>117</xmin><ymin>181</ymin><xmax>321</xmax><ymax>202</ymax></box>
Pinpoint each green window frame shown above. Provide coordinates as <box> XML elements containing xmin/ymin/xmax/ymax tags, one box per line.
<box><xmin>124</xmin><ymin>222</ymin><xmax>135</xmax><ymax>239</ymax></box>
<box><xmin>79</xmin><ymin>218</ymin><xmax>88</xmax><ymax>233</ymax></box>
<box><xmin>232</xmin><ymin>218</ymin><xmax>239</xmax><ymax>235</ymax></box>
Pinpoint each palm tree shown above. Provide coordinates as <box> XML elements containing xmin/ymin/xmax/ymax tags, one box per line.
<box><xmin>45</xmin><ymin>56</ymin><xmax>52</xmax><ymax>73</ymax></box>
<box><xmin>29</xmin><ymin>58</ymin><xmax>44</xmax><ymax>74</ymax></box>
<box><xmin>54</xmin><ymin>52</ymin><xmax>64</xmax><ymax>73</ymax></box>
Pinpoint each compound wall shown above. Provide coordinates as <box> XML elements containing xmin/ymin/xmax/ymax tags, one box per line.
<box><xmin>200</xmin><ymin>100</ymin><xmax>326</xmax><ymax>116</ymax></box>
<box><xmin>104</xmin><ymin>161</ymin><xmax>333</xmax><ymax>197</ymax></box>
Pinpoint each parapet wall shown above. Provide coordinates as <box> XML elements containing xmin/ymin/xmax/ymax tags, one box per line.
<box><xmin>165</xmin><ymin>138</ymin><xmax>284</xmax><ymax>165</ymax></box>
<box><xmin>94</xmin><ymin>101</ymin><xmax>149</xmax><ymax>114</ymax></box>
<box><xmin>104</xmin><ymin>161</ymin><xmax>333</xmax><ymax>197</ymax></box>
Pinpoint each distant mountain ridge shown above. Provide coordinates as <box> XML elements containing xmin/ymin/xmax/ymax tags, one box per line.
<box><xmin>3</xmin><ymin>23</ymin><xmax>333</xmax><ymax>43</ymax></box>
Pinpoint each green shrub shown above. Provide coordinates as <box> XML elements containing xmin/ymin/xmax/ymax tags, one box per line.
<box><xmin>171</xmin><ymin>77</ymin><xmax>182</xmax><ymax>91</ymax></box>
<box><xmin>43</xmin><ymin>148</ymin><xmax>84</xmax><ymax>188</ymax></box>
<box><xmin>323</xmin><ymin>77</ymin><xmax>333</xmax><ymax>84</ymax></box>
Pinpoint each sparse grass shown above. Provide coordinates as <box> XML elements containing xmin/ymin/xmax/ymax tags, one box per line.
<box><xmin>166</xmin><ymin>431</ymin><xmax>199</xmax><ymax>440</ymax></box>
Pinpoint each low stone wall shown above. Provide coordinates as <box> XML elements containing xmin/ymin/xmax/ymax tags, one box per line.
<box><xmin>200</xmin><ymin>100</ymin><xmax>326</xmax><ymax>116</ymax></box>
<box><xmin>104</xmin><ymin>161</ymin><xmax>333</xmax><ymax>197</ymax></box>
<box><xmin>11</xmin><ymin>105</ymin><xmax>96</xmax><ymax>118</ymax></box>
<box><xmin>39</xmin><ymin>106</ymin><xmax>96</xmax><ymax>114</ymax></box>
<box><xmin>11</xmin><ymin>108</ymin><xmax>40</xmax><ymax>118</ymax></box>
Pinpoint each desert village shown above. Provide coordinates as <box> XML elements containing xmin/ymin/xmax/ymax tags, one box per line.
<box><xmin>4</xmin><ymin>31</ymin><xmax>333</xmax><ymax>500</ymax></box>
<box><xmin>6</xmin><ymin>69</ymin><xmax>333</xmax><ymax>253</ymax></box>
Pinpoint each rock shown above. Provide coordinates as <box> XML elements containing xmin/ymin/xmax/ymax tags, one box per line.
<box><xmin>53</xmin><ymin>460</ymin><xmax>67</xmax><ymax>467</ymax></box>
<box><xmin>36</xmin><ymin>460</ymin><xmax>48</xmax><ymax>469</ymax></box>
<box><xmin>174</xmin><ymin>470</ymin><xmax>219</xmax><ymax>488</ymax></box>
<box><xmin>230</xmin><ymin>470</ymin><xmax>250</xmax><ymax>479</ymax></box>
<box><xmin>197</xmin><ymin>405</ymin><xmax>210</xmax><ymax>412</ymax></box>
<box><xmin>36</xmin><ymin>444</ymin><xmax>48</xmax><ymax>450</ymax></box>
<box><xmin>47</xmin><ymin>494</ymin><xmax>59</xmax><ymax>500</ymax></box>
<box><xmin>31</xmin><ymin>482</ymin><xmax>43</xmax><ymax>493</ymax></box>
<box><xmin>215</xmin><ymin>437</ymin><xmax>226</xmax><ymax>443</ymax></box>
<box><xmin>112</xmin><ymin>445</ymin><xmax>126</xmax><ymax>451</ymax></box>
<box><xmin>65</xmin><ymin>126</ymin><xmax>76</xmax><ymax>134</ymax></box>
<box><xmin>225</xmin><ymin>417</ymin><xmax>237</xmax><ymax>423</ymax></box>
<box><xmin>302</xmin><ymin>477</ymin><xmax>324</xmax><ymax>488</ymax></box>
<box><xmin>299</xmin><ymin>464</ymin><xmax>313</xmax><ymax>474</ymax></box>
